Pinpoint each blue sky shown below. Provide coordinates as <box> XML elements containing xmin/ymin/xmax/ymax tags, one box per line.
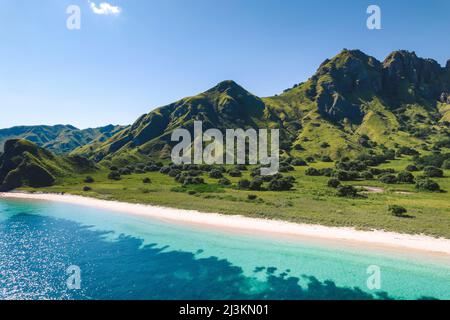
<box><xmin>1</xmin><ymin>0</ymin><xmax>449</xmax><ymax>129</ymax></box>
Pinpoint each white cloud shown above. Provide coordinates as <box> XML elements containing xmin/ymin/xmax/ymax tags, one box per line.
<box><xmin>88</xmin><ymin>1</ymin><xmax>121</xmax><ymax>15</ymax></box>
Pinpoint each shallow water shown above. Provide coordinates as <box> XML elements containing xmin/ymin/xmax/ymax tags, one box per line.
<box><xmin>0</xmin><ymin>198</ymin><xmax>449</xmax><ymax>300</ymax></box>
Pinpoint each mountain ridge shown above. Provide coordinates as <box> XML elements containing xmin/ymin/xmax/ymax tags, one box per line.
<box><xmin>6</xmin><ymin>49</ymin><xmax>450</xmax><ymax>166</ymax></box>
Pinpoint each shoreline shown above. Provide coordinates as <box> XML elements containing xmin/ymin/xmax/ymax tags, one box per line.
<box><xmin>1</xmin><ymin>191</ymin><xmax>450</xmax><ymax>257</ymax></box>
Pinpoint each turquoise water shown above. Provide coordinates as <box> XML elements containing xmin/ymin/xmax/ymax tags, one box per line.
<box><xmin>0</xmin><ymin>198</ymin><xmax>449</xmax><ymax>300</ymax></box>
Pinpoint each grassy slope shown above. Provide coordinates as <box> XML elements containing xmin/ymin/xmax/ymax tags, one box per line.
<box><xmin>22</xmin><ymin>157</ymin><xmax>450</xmax><ymax>239</ymax></box>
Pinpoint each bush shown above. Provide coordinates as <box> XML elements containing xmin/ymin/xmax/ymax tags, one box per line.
<box><xmin>388</xmin><ymin>205</ymin><xmax>408</xmax><ymax>217</ymax></box>
<box><xmin>319</xmin><ymin>168</ymin><xmax>334</xmax><ymax>177</ymax></box>
<box><xmin>333</xmin><ymin>170</ymin><xmax>358</xmax><ymax>181</ymax></box>
<box><xmin>249</xmin><ymin>178</ymin><xmax>264</xmax><ymax>191</ymax></box>
<box><xmin>248</xmin><ymin>194</ymin><xmax>258</xmax><ymax>201</ymax></box>
<box><xmin>360</xmin><ymin>171</ymin><xmax>374</xmax><ymax>180</ymax></box>
<box><xmin>305</xmin><ymin>167</ymin><xmax>321</xmax><ymax>176</ymax></box>
<box><xmin>238</xmin><ymin>179</ymin><xmax>251</xmax><ymax>190</ymax></box>
<box><xmin>397</xmin><ymin>171</ymin><xmax>415</xmax><ymax>184</ymax></box>
<box><xmin>84</xmin><ymin>176</ymin><xmax>94</xmax><ymax>183</ymax></box>
<box><xmin>443</xmin><ymin>159</ymin><xmax>450</xmax><ymax>170</ymax></box>
<box><xmin>235</xmin><ymin>164</ymin><xmax>248</xmax><ymax>171</ymax></box>
<box><xmin>379</xmin><ymin>174</ymin><xmax>397</xmax><ymax>184</ymax></box>
<box><xmin>321</xmin><ymin>156</ymin><xmax>332</xmax><ymax>162</ymax></box>
<box><xmin>306</xmin><ymin>156</ymin><xmax>315</xmax><ymax>163</ymax></box>
<box><xmin>337</xmin><ymin>185</ymin><xmax>358</xmax><ymax>198</ymax></box>
<box><xmin>415</xmin><ymin>179</ymin><xmax>441</xmax><ymax>192</ymax></box>
<box><xmin>108</xmin><ymin>171</ymin><xmax>121</xmax><ymax>180</ymax></box>
<box><xmin>396</xmin><ymin>146</ymin><xmax>420</xmax><ymax>156</ymax></box>
<box><xmin>228</xmin><ymin>169</ymin><xmax>242</xmax><ymax>177</ymax></box>
<box><xmin>291</xmin><ymin>158</ymin><xmax>307</xmax><ymax>166</ymax></box>
<box><xmin>110</xmin><ymin>166</ymin><xmax>118</xmax><ymax>171</ymax></box>
<box><xmin>423</xmin><ymin>166</ymin><xmax>444</xmax><ymax>178</ymax></box>
<box><xmin>119</xmin><ymin>168</ymin><xmax>132</xmax><ymax>175</ymax></box>
<box><xmin>405</xmin><ymin>165</ymin><xmax>419</xmax><ymax>172</ymax></box>
<box><xmin>219</xmin><ymin>178</ymin><xmax>231</xmax><ymax>186</ymax></box>
<box><xmin>267</xmin><ymin>177</ymin><xmax>294</xmax><ymax>191</ymax></box>
<box><xmin>144</xmin><ymin>165</ymin><xmax>160</xmax><ymax>172</ymax></box>
<box><xmin>168</xmin><ymin>169</ymin><xmax>181</xmax><ymax>177</ymax></box>
<box><xmin>209</xmin><ymin>169</ymin><xmax>224</xmax><ymax>179</ymax></box>
<box><xmin>279</xmin><ymin>164</ymin><xmax>294</xmax><ymax>172</ymax></box>
<box><xmin>83</xmin><ymin>186</ymin><xmax>92</xmax><ymax>192</ymax></box>
<box><xmin>327</xmin><ymin>178</ymin><xmax>341</xmax><ymax>188</ymax></box>
<box><xmin>143</xmin><ymin>178</ymin><xmax>152</xmax><ymax>184</ymax></box>
<box><xmin>159</xmin><ymin>166</ymin><xmax>171</xmax><ymax>174</ymax></box>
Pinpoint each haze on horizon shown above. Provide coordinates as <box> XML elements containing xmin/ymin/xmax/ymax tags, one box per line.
<box><xmin>1</xmin><ymin>0</ymin><xmax>449</xmax><ymax>129</ymax></box>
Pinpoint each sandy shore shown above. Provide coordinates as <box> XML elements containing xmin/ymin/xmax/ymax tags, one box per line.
<box><xmin>1</xmin><ymin>191</ymin><xmax>450</xmax><ymax>256</ymax></box>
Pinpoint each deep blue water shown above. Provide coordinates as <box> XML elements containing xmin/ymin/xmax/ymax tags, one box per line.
<box><xmin>0</xmin><ymin>198</ymin><xmax>449</xmax><ymax>300</ymax></box>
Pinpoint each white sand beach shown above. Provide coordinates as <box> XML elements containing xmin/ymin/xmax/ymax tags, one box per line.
<box><xmin>1</xmin><ymin>191</ymin><xmax>450</xmax><ymax>257</ymax></box>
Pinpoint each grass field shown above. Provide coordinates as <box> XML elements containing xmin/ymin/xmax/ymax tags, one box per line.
<box><xmin>21</xmin><ymin>156</ymin><xmax>450</xmax><ymax>239</ymax></box>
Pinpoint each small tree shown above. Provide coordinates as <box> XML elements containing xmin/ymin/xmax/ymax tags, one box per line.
<box><xmin>337</xmin><ymin>185</ymin><xmax>358</xmax><ymax>198</ymax></box>
<box><xmin>143</xmin><ymin>177</ymin><xmax>152</xmax><ymax>184</ymax></box>
<box><xmin>415</xmin><ymin>179</ymin><xmax>441</xmax><ymax>192</ymax></box>
<box><xmin>327</xmin><ymin>178</ymin><xmax>341</xmax><ymax>188</ymax></box>
<box><xmin>379</xmin><ymin>174</ymin><xmax>397</xmax><ymax>184</ymax></box>
<box><xmin>443</xmin><ymin>159</ymin><xmax>450</xmax><ymax>170</ymax></box>
<box><xmin>84</xmin><ymin>176</ymin><xmax>94</xmax><ymax>183</ymax></box>
<box><xmin>423</xmin><ymin>166</ymin><xmax>444</xmax><ymax>178</ymax></box>
<box><xmin>238</xmin><ymin>179</ymin><xmax>251</xmax><ymax>190</ymax></box>
<box><xmin>397</xmin><ymin>171</ymin><xmax>415</xmax><ymax>184</ymax></box>
<box><xmin>108</xmin><ymin>171</ymin><xmax>121</xmax><ymax>181</ymax></box>
<box><xmin>388</xmin><ymin>205</ymin><xmax>408</xmax><ymax>217</ymax></box>
<box><xmin>209</xmin><ymin>169</ymin><xmax>224</xmax><ymax>179</ymax></box>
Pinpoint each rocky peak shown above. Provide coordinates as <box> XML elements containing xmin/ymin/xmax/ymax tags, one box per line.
<box><xmin>382</xmin><ymin>50</ymin><xmax>442</xmax><ymax>87</ymax></box>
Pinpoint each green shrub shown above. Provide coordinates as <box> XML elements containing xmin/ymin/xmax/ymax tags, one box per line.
<box><xmin>84</xmin><ymin>176</ymin><xmax>94</xmax><ymax>183</ymax></box>
<box><xmin>291</xmin><ymin>158</ymin><xmax>307</xmax><ymax>166</ymax></box>
<box><xmin>405</xmin><ymin>165</ymin><xmax>419</xmax><ymax>172</ymax></box>
<box><xmin>415</xmin><ymin>179</ymin><xmax>441</xmax><ymax>192</ymax></box>
<box><xmin>321</xmin><ymin>156</ymin><xmax>332</xmax><ymax>162</ymax></box>
<box><xmin>108</xmin><ymin>171</ymin><xmax>121</xmax><ymax>180</ymax></box>
<box><xmin>443</xmin><ymin>159</ymin><xmax>450</xmax><ymax>170</ymax></box>
<box><xmin>388</xmin><ymin>205</ymin><xmax>408</xmax><ymax>217</ymax></box>
<box><xmin>159</xmin><ymin>166</ymin><xmax>171</xmax><ymax>174</ymax></box>
<box><xmin>305</xmin><ymin>167</ymin><xmax>321</xmax><ymax>176</ymax></box>
<box><xmin>327</xmin><ymin>178</ymin><xmax>341</xmax><ymax>188</ymax></box>
<box><xmin>83</xmin><ymin>186</ymin><xmax>92</xmax><ymax>192</ymax></box>
<box><xmin>248</xmin><ymin>194</ymin><xmax>258</xmax><ymax>200</ymax></box>
<box><xmin>249</xmin><ymin>178</ymin><xmax>264</xmax><ymax>191</ymax></box>
<box><xmin>379</xmin><ymin>174</ymin><xmax>397</xmax><ymax>184</ymax></box>
<box><xmin>143</xmin><ymin>177</ymin><xmax>152</xmax><ymax>184</ymax></box>
<box><xmin>337</xmin><ymin>185</ymin><xmax>358</xmax><ymax>198</ymax></box>
<box><xmin>228</xmin><ymin>169</ymin><xmax>242</xmax><ymax>177</ymax></box>
<box><xmin>361</xmin><ymin>171</ymin><xmax>374</xmax><ymax>180</ymax></box>
<box><xmin>219</xmin><ymin>178</ymin><xmax>231</xmax><ymax>186</ymax></box>
<box><xmin>238</xmin><ymin>179</ymin><xmax>251</xmax><ymax>190</ymax></box>
<box><xmin>397</xmin><ymin>171</ymin><xmax>415</xmax><ymax>184</ymax></box>
<box><xmin>267</xmin><ymin>177</ymin><xmax>294</xmax><ymax>191</ymax></box>
<box><xmin>423</xmin><ymin>166</ymin><xmax>444</xmax><ymax>178</ymax></box>
<box><xmin>209</xmin><ymin>169</ymin><xmax>224</xmax><ymax>179</ymax></box>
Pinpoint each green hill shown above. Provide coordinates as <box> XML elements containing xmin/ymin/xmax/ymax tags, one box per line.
<box><xmin>72</xmin><ymin>49</ymin><xmax>449</xmax><ymax>165</ymax></box>
<box><xmin>0</xmin><ymin>139</ymin><xmax>97</xmax><ymax>191</ymax></box>
<box><xmin>0</xmin><ymin>124</ymin><xmax>126</xmax><ymax>155</ymax></box>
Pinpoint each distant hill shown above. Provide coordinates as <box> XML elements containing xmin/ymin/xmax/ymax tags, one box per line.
<box><xmin>0</xmin><ymin>124</ymin><xmax>126</xmax><ymax>155</ymax></box>
<box><xmin>0</xmin><ymin>139</ymin><xmax>97</xmax><ymax>191</ymax></box>
<box><xmin>70</xmin><ymin>49</ymin><xmax>449</xmax><ymax>165</ymax></box>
